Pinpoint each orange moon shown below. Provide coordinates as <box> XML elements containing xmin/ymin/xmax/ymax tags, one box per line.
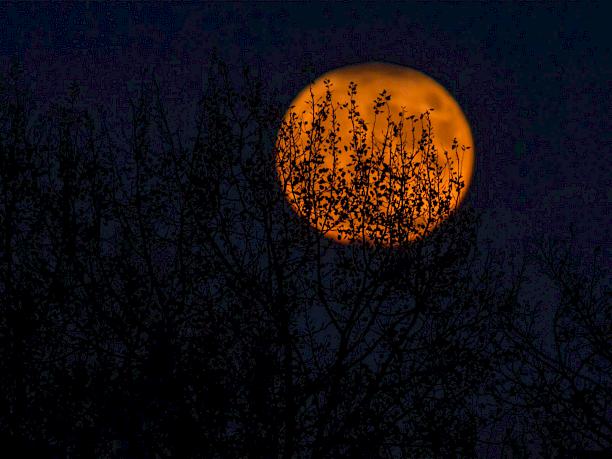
<box><xmin>275</xmin><ymin>62</ymin><xmax>474</xmax><ymax>246</ymax></box>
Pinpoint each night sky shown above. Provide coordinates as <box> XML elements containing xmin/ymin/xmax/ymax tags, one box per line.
<box><xmin>1</xmin><ymin>2</ymin><xmax>609</xmax><ymax>254</ymax></box>
<box><xmin>1</xmin><ymin>2</ymin><xmax>610</xmax><ymax>456</ymax></box>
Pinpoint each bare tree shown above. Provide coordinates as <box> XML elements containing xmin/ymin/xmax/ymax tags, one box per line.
<box><xmin>189</xmin><ymin>60</ymin><xmax>498</xmax><ymax>457</ymax></box>
<box><xmin>0</xmin><ymin>57</ymin><xmax>608</xmax><ymax>458</ymax></box>
<box><xmin>490</xmin><ymin>233</ymin><xmax>611</xmax><ymax>457</ymax></box>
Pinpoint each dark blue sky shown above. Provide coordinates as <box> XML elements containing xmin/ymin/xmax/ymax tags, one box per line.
<box><xmin>1</xmin><ymin>2</ymin><xmax>609</xmax><ymax>253</ymax></box>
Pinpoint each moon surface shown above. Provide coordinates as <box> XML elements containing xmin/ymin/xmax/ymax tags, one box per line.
<box><xmin>275</xmin><ymin>62</ymin><xmax>474</xmax><ymax>246</ymax></box>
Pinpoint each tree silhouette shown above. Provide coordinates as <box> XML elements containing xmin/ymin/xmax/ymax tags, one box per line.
<box><xmin>0</xmin><ymin>58</ymin><xmax>609</xmax><ymax>458</ymax></box>
<box><xmin>489</xmin><ymin>234</ymin><xmax>611</xmax><ymax>457</ymax></box>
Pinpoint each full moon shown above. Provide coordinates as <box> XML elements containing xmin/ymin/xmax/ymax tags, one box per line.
<box><xmin>275</xmin><ymin>62</ymin><xmax>474</xmax><ymax>246</ymax></box>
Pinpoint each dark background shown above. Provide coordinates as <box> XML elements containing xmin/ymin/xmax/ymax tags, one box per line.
<box><xmin>1</xmin><ymin>1</ymin><xmax>609</xmax><ymax>253</ymax></box>
<box><xmin>0</xmin><ymin>2</ymin><xmax>609</xmax><ymax>457</ymax></box>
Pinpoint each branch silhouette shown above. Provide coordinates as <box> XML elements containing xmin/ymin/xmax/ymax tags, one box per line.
<box><xmin>0</xmin><ymin>58</ymin><xmax>608</xmax><ymax>458</ymax></box>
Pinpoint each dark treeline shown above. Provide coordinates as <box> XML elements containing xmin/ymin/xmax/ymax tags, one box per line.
<box><xmin>0</xmin><ymin>59</ymin><xmax>609</xmax><ymax>458</ymax></box>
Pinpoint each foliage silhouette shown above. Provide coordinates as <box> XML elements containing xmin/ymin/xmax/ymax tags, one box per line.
<box><xmin>275</xmin><ymin>78</ymin><xmax>470</xmax><ymax>247</ymax></box>
<box><xmin>0</xmin><ymin>58</ymin><xmax>609</xmax><ymax>458</ymax></box>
